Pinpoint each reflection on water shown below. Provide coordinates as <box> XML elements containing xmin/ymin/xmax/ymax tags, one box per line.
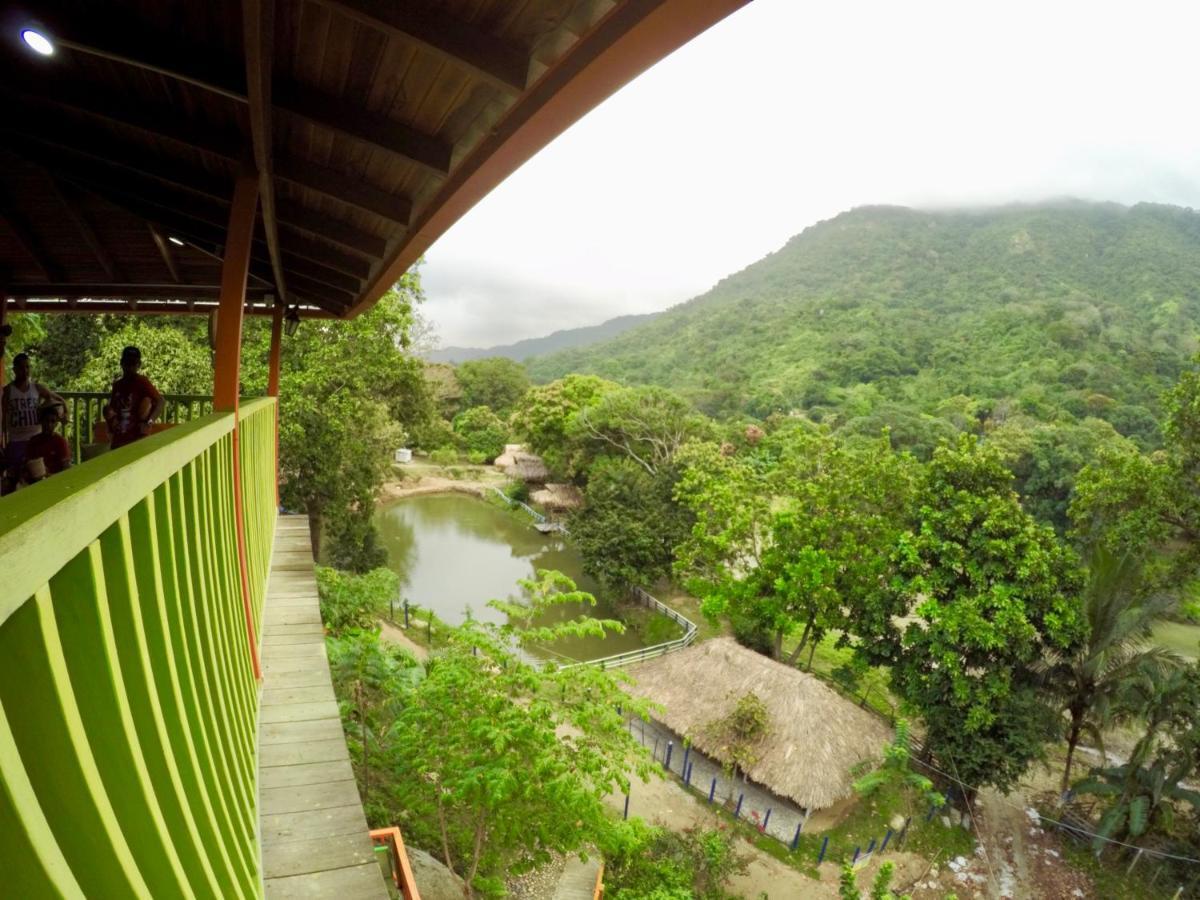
<box><xmin>374</xmin><ymin>493</ymin><xmax>647</xmax><ymax>661</ymax></box>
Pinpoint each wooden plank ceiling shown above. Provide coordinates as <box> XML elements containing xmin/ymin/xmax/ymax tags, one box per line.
<box><xmin>0</xmin><ymin>0</ymin><xmax>749</xmax><ymax>318</ymax></box>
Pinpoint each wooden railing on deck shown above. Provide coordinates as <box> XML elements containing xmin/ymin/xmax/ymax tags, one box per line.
<box><xmin>58</xmin><ymin>391</ymin><xmax>214</xmax><ymax>465</ymax></box>
<box><xmin>370</xmin><ymin>827</ymin><xmax>422</xmax><ymax>900</ymax></box>
<box><xmin>0</xmin><ymin>400</ymin><xmax>276</xmax><ymax>898</ymax></box>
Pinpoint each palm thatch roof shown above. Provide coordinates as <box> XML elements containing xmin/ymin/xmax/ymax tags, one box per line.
<box><xmin>530</xmin><ymin>483</ymin><xmax>583</xmax><ymax>511</ymax></box>
<box><xmin>628</xmin><ymin>638</ymin><xmax>893</xmax><ymax>810</ymax></box>
<box><xmin>502</xmin><ymin>453</ymin><xmax>551</xmax><ymax>484</ymax></box>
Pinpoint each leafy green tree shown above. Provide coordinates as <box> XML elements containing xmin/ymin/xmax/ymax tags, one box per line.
<box><xmin>1070</xmin><ymin>355</ymin><xmax>1200</xmax><ymax>583</ymax></box>
<box><xmin>570</xmin><ymin>385</ymin><xmax>713</xmax><ymax>476</ymax></box>
<box><xmin>702</xmin><ymin>691</ymin><xmax>771</xmax><ymax>781</ymax></box>
<box><xmin>386</xmin><ymin>572</ymin><xmax>654</xmax><ymax>897</ymax></box>
<box><xmin>327</xmin><ymin>630</ymin><xmax>423</xmax><ymax>818</ymax></box>
<box><xmin>241</xmin><ymin>284</ymin><xmax>420</xmax><ymax>560</ymax></box>
<box><xmin>675</xmin><ymin>428</ymin><xmax>917</xmax><ymax>664</ymax></box>
<box><xmin>455</xmin><ymin>357</ymin><xmax>530</xmax><ymax>414</ymax></box>
<box><xmin>316</xmin><ymin>566</ymin><xmax>400</xmax><ymax>635</ymax></box>
<box><xmin>1040</xmin><ymin>548</ymin><xmax>1182</xmax><ymax>792</ymax></box>
<box><xmin>601</xmin><ymin>820</ymin><xmax>747</xmax><ymax>900</ymax></box>
<box><xmin>853</xmin><ymin>719</ymin><xmax>944</xmax><ymax>816</ymax></box>
<box><xmin>874</xmin><ymin>435</ymin><xmax>1084</xmax><ymax>794</ymax></box>
<box><xmin>569</xmin><ymin>457</ymin><xmax>693</xmax><ymax>590</ymax></box>
<box><xmin>73</xmin><ymin>319</ymin><xmax>214</xmax><ymax>395</ymax></box>
<box><xmin>512</xmin><ymin>374</ymin><xmax>618</xmax><ymax>477</ymax></box>
<box><xmin>451</xmin><ymin>405</ymin><xmax>508</xmax><ymax>462</ymax></box>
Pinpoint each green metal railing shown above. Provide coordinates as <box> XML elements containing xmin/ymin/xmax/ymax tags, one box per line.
<box><xmin>0</xmin><ymin>399</ymin><xmax>276</xmax><ymax>899</ymax></box>
<box><xmin>58</xmin><ymin>392</ymin><xmax>214</xmax><ymax>465</ymax></box>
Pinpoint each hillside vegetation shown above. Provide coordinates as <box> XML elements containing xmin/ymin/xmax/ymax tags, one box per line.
<box><xmin>528</xmin><ymin>201</ymin><xmax>1200</xmax><ymax>454</ymax></box>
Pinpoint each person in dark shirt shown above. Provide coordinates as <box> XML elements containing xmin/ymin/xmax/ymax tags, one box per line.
<box><xmin>104</xmin><ymin>346</ymin><xmax>164</xmax><ymax>450</ymax></box>
<box><xmin>24</xmin><ymin>403</ymin><xmax>71</xmax><ymax>483</ymax></box>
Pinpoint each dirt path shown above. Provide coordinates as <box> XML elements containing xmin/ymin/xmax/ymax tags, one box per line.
<box><xmin>377</xmin><ymin>618</ymin><xmax>430</xmax><ymax>661</ymax></box>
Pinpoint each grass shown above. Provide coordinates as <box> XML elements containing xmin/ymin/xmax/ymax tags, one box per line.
<box><xmin>1058</xmin><ymin>839</ymin><xmax>1184</xmax><ymax>900</ymax></box>
<box><xmin>1150</xmin><ymin>619</ymin><xmax>1200</xmax><ymax>659</ymax></box>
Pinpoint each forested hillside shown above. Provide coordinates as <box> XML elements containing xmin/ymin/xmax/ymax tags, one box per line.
<box><xmin>425</xmin><ymin>312</ymin><xmax>659</xmax><ymax>363</ymax></box>
<box><xmin>528</xmin><ymin>202</ymin><xmax>1200</xmax><ymax>461</ymax></box>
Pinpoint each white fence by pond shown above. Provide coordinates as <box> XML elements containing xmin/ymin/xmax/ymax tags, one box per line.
<box><xmin>486</xmin><ymin>486</ymin><xmax>698</xmax><ymax>670</ymax></box>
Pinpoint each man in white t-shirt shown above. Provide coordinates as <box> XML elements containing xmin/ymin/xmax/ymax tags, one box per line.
<box><xmin>2</xmin><ymin>353</ymin><xmax>65</xmax><ymax>494</ymax></box>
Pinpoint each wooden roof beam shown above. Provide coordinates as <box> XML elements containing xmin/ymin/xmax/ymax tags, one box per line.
<box><xmin>244</xmin><ymin>0</ymin><xmax>288</xmax><ymax>306</ymax></box>
<box><xmin>4</xmin><ymin>84</ymin><xmax>412</xmax><ymax>227</ymax></box>
<box><xmin>32</xmin><ymin>10</ymin><xmax>451</xmax><ymax>175</ymax></box>
<box><xmin>275</xmin><ymin>156</ymin><xmax>412</xmax><ymax>225</ymax></box>
<box><xmin>148</xmin><ymin>225</ymin><xmax>183</xmax><ymax>284</ymax></box>
<box><xmin>311</xmin><ymin>0</ymin><xmax>529</xmax><ymax>93</ymax></box>
<box><xmin>0</xmin><ymin>209</ymin><xmax>63</xmax><ymax>283</ymax></box>
<box><xmin>47</xmin><ymin>179</ymin><xmax>124</xmax><ymax>282</ymax></box>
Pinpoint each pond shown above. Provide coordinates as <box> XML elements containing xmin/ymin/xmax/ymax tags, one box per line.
<box><xmin>374</xmin><ymin>492</ymin><xmax>652</xmax><ymax>663</ymax></box>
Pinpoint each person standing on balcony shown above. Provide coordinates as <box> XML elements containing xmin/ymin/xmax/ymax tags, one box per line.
<box><xmin>104</xmin><ymin>346</ymin><xmax>164</xmax><ymax>450</ymax></box>
<box><xmin>1</xmin><ymin>353</ymin><xmax>65</xmax><ymax>495</ymax></box>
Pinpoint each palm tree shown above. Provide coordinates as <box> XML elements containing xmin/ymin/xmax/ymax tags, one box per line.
<box><xmin>1041</xmin><ymin>547</ymin><xmax>1183</xmax><ymax>793</ymax></box>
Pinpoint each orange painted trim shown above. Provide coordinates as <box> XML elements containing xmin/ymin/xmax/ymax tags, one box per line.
<box><xmin>349</xmin><ymin>0</ymin><xmax>750</xmax><ymax>317</ymax></box>
<box><xmin>370</xmin><ymin>827</ymin><xmax>422</xmax><ymax>900</ymax></box>
<box><xmin>212</xmin><ymin>171</ymin><xmax>263</xmax><ymax>680</ymax></box>
<box><xmin>594</xmin><ymin>861</ymin><xmax>605</xmax><ymax>899</ymax></box>
<box><xmin>0</xmin><ymin>292</ymin><xmax>7</xmax><ymax>391</ymax></box>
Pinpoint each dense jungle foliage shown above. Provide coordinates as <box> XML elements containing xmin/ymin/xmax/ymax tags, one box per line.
<box><xmin>527</xmin><ymin>201</ymin><xmax>1200</xmax><ymax>524</ymax></box>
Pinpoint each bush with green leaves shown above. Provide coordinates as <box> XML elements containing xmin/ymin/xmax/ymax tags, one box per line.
<box><xmin>838</xmin><ymin>861</ymin><xmax>911</xmax><ymax>900</ymax></box>
<box><xmin>428</xmin><ymin>447</ymin><xmax>460</xmax><ymax>466</ymax></box>
<box><xmin>315</xmin><ymin>566</ymin><xmax>399</xmax><ymax>635</ymax></box>
<box><xmin>600</xmin><ymin>819</ymin><xmax>747</xmax><ymax>900</ymax></box>
<box><xmin>452</xmin><ymin>405</ymin><xmax>508</xmax><ymax>462</ymax></box>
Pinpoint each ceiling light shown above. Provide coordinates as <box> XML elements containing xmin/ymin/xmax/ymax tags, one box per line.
<box><xmin>21</xmin><ymin>29</ymin><xmax>54</xmax><ymax>56</ymax></box>
<box><xmin>168</xmin><ymin>236</ymin><xmax>185</xmax><ymax>246</ymax></box>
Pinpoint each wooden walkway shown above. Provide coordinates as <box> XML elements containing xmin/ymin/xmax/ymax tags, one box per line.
<box><xmin>257</xmin><ymin>515</ymin><xmax>389</xmax><ymax>898</ymax></box>
<box><xmin>552</xmin><ymin>856</ymin><xmax>601</xmax><ymax>900</ymax></box>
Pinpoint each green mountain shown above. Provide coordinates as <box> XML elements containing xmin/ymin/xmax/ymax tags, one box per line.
<box><xmin>528</xmin><ymin>201</ymin><xmax>1200</xmax><ymax>454</ymax></box>
<box><xmin>425</xmin><ymin>312</ymin><xmax>659</xmax><ymax>364</ymax></box>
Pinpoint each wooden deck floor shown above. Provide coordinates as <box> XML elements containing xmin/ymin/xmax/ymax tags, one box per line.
<box><xmin>258</xmin><ymin>515</ymin><xmax>389</xmax><ymax>898</ymax></box>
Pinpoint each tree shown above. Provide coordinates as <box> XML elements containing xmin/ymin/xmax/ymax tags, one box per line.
<box><xmin>570</xmin><ymin>385</ymin><xmax>712</xmax><ymax>476</ymax></box>
<box><xmin>72</xmin><ymin>319</ymin><xmax>214</xmax><ymax>395</ymax></box>
<box><xmin>1040</xmin><ymin>547</ymin><xmax>1182</xmax><ymax>792</ymax></box>
<box><xmin>451</xmin><ymin>406</ymin><xmax>508</xmax><ymax>462</ymax></box>
<box><xmin>569</xmin><ymin>457</ymin><xmax>693</xmax><ymax>590</ymax></box>
<box><xmin>874</xmin><ymin>435</ymin><xmax>1084</xmax><ymax>794</ymax></box>
<box><xmin>853</xmin><ymin>719</ymin><xmax>944</xmax><ymax>817</ymax></box>
<box><xmin>386</xmin><ymin>572</ymin><xmax>655</xmax><ymax>897</ymax></box>
<box><xmin>602</xmin><ymin>820</ymin><xmax>747</xmax><ymax>900</ymax></box>
<box><xmin>241</xmin><ymin>282</ymin><xmax>421</xmax><ymax>560</ymax></box>
<box><xmin>455</xmin><ymin>357</ymin><xmax>530</xmax><ymax>415</ymax></box>
<box><xmin>512</xmin><ymin>374</ymin><xmax>618</xmax><ymax>477</ymax></box>
<box><xmin>675</xmin><ymin>428</ymin><xmax>917</xmax><ymax>663</ymax></box>
<box><xmin>1070</xmin><ymin>354</ymin><xmax>1200</xmax><ymax>584</ymax></box>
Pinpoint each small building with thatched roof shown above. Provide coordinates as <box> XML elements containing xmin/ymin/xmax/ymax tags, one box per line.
<box><xmin>628</xmin><ymin>637</ymin><xmax>893</xmax><ymax>812</ymax></box>
<box><xmin>530</xmin><ymin>483</ymin><xmax>583</xmax><ymax>512</ymax></box>
<box><xmin>502</xmin><ymin>452</ymin><xmax>551</xmax><ymax>484</ymax></box>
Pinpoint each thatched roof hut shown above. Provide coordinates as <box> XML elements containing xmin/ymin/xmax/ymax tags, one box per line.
<box><xmin>628</xmin><ymin>638</ymin><xmax>893</xmax><ymax>811</ymax></box>
<box><xmin>502</xmin><ymin>452</ymin><xmax>550</xmax><ymax>484</ymax></box>
<box><xmin>530</xmin><ymin>483</ymin><xmax>583</xmax><ymax>511</ymax></box>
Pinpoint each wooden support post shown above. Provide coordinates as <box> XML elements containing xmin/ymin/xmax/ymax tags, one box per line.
<box><xmin>213</xmin><ymin>172</ymin><xmax>262</xmax><ymax>681</ymax></box>
<box><xmin>267</xmin><ymin>301</ymin><xmax>283</xmax><ymax>505</ymax></box>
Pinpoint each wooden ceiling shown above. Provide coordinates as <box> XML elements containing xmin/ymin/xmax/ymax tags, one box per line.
<box><xmin>0</xmin><ymin>0</ymin><xmax>749</xmax><ymax>318</ymax></box>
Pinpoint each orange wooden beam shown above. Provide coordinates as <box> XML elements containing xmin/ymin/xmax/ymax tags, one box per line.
<box><xmin>349</xmin><ymin>0</ymin><xmax>750</xmax><ymax>317</ymax></box>
<box><xmin>214</xmin><ymin>172</ymin><xmax>263</xmax><ymax>681</ymax></box>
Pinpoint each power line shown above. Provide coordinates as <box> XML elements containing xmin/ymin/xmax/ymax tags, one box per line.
<box><xmin>909</xmin><ymin>754</ymin><xmax>1200</xmax><ymax>865</ymax></box>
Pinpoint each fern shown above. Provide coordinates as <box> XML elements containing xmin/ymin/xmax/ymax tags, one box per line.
<box><xmin>1128</xmin><ymin>796</ymin><xmax>1149</xmax><ymax>838</ymax></box>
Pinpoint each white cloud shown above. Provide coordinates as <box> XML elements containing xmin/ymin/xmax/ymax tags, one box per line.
<box><xmin>423</xmin><ymin>0</ymin><xmax>1200</xmax><ymax>347</ymax></box>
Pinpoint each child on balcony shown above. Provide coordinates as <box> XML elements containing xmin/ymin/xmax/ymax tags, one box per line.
<box><xmin>104</xmin><ymin>346</ymin><xmax>164</xmax><ymax>450</ymax></box>
<box><xmin>24</xmin><ymin>403</ymin><xmax>72</xmax><ymax>485</ymax></box>
<box><xmin>1</xmin><ymin>353</ymin><xmax>66</xmax><ymax>495</ymax></box>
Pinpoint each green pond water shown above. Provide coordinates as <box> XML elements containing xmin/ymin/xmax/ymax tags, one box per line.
<box><xmin>374</xmin><ymin>493</ymin><xmax>652</xmax><ymax>663</ymax></box>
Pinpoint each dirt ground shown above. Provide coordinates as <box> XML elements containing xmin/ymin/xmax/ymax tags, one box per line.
<box><xmin>377</xmin><ymin>618</ymin><xmax>429</xmax><ymax>661</ymax></box>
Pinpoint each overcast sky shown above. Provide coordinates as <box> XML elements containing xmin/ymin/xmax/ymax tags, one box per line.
<box><xmin>421</xmin><ymin>0</ymin><xmax>1200</xmax><ymax>349</ymax></box>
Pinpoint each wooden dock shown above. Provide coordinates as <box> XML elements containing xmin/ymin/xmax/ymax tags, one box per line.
<box><xmin>257</xmin><ymin>515</ymin><xmax>389</xmax><ymax>898</ymax></box>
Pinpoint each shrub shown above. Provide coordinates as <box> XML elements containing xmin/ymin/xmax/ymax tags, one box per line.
<box><xmin>452</xmin><ymin>405</ymin><xmax>508</xmax><ymax>462</ymax></box>
<box><xmin>429</xmin><ymin>447</ymin><xmax>459</xmax><ymax>466</ymax></box>
<box><xmin>316</xmin><ymin>566</ymin><xmax>399</xmax><ymax>635</ymax></box>
<box><xmin>466</xmin><ymin>450</ymin><xmax>488</xmax><ymax>465</ymax></box>
<box><xmin>600</xmin><ymin>820</ymin><xmax>746</xmax><ymax>900</ymax></box>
